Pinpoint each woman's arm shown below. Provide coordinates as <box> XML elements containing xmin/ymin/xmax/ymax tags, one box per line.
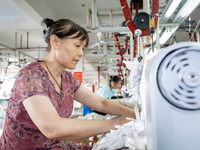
<box><xmin>23</xmin><ymin>95</ymin><xmax>130</xmax><ymax>140</ymax></box>
<box><xmin>74</xmin><ymin>84</ymin><xmax>135</xmax><ymax>119</ymax></box>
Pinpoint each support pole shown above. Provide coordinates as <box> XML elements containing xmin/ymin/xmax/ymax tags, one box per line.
<box><xmin>196</xmin><ymin>31</ymin><xmax>200</xmax><ymax>42</ymax></box>
<box><xmin>130</xmin><ymin>33</ymin><xmax>134</xmax><ymax>60</ymax></box>
<box><xmin>27</xmin><ymin>32</ymin><xmax>29</xmax><ymax>49</ymax></box>
<box><xmin>98</xmin><ymin>66</ymin><xmax>100</xmax><ymax>89</ymax></box>
<box><xmin>109</xmin><ymin>10</ymin><xmax>113</xmax><ymax>27</ymax></box>
<box><xmin>92</xmin><ymin>0</ymin><xmax>97</xmax><ymax>29</ymax></box>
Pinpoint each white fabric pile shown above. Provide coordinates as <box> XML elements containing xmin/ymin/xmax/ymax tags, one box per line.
<box><xmin>92</xmin><ymin>117</ymin><xmax>146</xmax><ymax>150</ymax></box>
<box><xmin>92</xmin><ymin>59</ymin><xmax>145</xmax><ymax>150</ymax></box>
<box><xmin>122</xmin><ymin>59</ymin><xmax>143</xmax><ymax>108</ymax></box>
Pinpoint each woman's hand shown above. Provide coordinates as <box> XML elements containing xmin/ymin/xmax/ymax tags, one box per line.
<box><xmin>111</xmin><ymin>114</ymin><xmax>131</xmax><ymax>130</ymax></box>
<box><xmin>124</xmin><ymin>107</ymin><xmax>136</xmax><ymax>119</ymax></box>
<box><xmin>111</xmin><ymin>108</ymin><xmax>135</xmax><ymax>129</ymax></box>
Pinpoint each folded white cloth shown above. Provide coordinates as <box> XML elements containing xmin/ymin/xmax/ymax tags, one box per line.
<box><xmin>92</xmin><ymin>117</ymin><xmax>146</xmax><ymax>150</ymax></box>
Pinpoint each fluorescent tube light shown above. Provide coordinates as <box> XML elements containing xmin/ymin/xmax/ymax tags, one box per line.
<box><xmin>165</xmin><ymin>0</ymin><xmax>182</xmax><ymax>18</ymax></box>
<box><xmin>173</xmin><ymin>0</ymin><xmax>200</xmax><ymax>22</ymax></box>
<box><xmin>181</xmin><ymin>0</ymin><xmax>200</xmax><ymax>17</ymax></box>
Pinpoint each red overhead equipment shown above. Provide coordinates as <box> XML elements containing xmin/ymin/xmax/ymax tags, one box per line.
<box><xmin>119</xmin><ymin>0</ymin><xmax>159</xmax><ymax>36</ymax></box>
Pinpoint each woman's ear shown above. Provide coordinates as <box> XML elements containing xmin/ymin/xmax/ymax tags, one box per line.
<box><xmin>110</xmin><ymin>81</ymin><xmax>114</xmax><ymax>87</ymax></box>
<box><xmin>50</xmin><ymin>34</ymin><xmax>59</xmax><ymax>50</ymax></box>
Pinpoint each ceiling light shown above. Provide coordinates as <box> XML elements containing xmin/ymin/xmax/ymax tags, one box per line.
<box><xmin>165</xmin><ymin>0</ymin><xmax>182</xmax><ymax>18</ymax></box>
<box><xmin>180</xmin><ymin>0</ymin><xmax>200</xmax><ymax>18</ymax></box>
<box><xmin>173</xmin><ymin>0</ymin><xmax>200</xmax><ymax>23</ymax></box>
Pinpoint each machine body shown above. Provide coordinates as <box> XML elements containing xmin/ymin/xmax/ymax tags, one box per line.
<box><xmin>140</xmin><ymin>42</ymin><xmax>200</xmax><ymax>150</ymax></box>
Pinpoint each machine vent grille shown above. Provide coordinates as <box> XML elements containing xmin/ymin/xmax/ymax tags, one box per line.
<box><xmin>157</xmin><ymin>48</ymin><xmax>200</xmax><ymax>110</ymax></box>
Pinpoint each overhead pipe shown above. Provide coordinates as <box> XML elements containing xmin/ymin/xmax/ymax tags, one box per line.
<box><xmin>102</xmin><ymin>32</ymin><xmax>108</xmax><ymax>56</ymax></box>
<box><xmin>104</xmin><ymin>54</ymin><xmax>131</xmax><ymax>59</ymax></box>
<box><xmin>87</xmin><ymin>9</ymin><xmax>92</xmax><ymax>27</ymax></box>
<box><xmin>27</xmin><ymin>32</ymin><xmax>29</xmax><ymax>49</ymax></box>
<box><xmin>15</xmin><ymin>33</ymin><xmax>17</xmax><ymax>51</ymax></box>
<box><xmin>15</xmin><ymin>32</ymin><xmax>18</xmax><ymax>65</ymax></box>
<box><xmin>196</xmin><ymin>31</ymin><xmax>200</xmax><ymax>42</ymax></box>
<box><xmin>91</xmin><ymin>0</ymin><xmax>97</xmax><ymax>29</ymax></box>
<box><xmin>0</xmin><ymin>46</ymin><xmax>47</xmax><ymax>51</ymax></box>
<box><xmin>98</xmin><ymin>66</ymin><xmax>100</xmax><ymax>89</ymax></box>
<box><xmin>18</xmin><ymin>51</ymin><xmax>37</xmax><ymax>60</ymax></box>
<box><xmin>0</xmin><ymin>42</ymin><xmax>14</xmax><ymax>51</ymax></box>
<box><xmin>17</xmin><ymin>47</ymin><xmax>47</xmax><ymax>50</ymax></box>
<box><xmin>97</xmin><ymin>12</ymin><xmax>102</xmax><ymax>26</ymax></box>
<box><xmin>20</xmin><ymin>35</ymin><xmax>23</xmax><ymax>49</ymax></box>
<box><xmin>130</xmin><ymin>32</ymin><xmax>134</xmax><ymax>60</ymax></box>
<box><xmin>109</xmin><ymin>10</ymin><xmax>113</xmax><ymax>27</ymax></box>
<box><xmin>38</xmin><ymin>46</ymin><xmax>40</xmax><ymax>60</ymax></box>
<box><xmin>0</xmin><ymin>32</ymin><xmax>45</xmax><ymax>62</ymax></box>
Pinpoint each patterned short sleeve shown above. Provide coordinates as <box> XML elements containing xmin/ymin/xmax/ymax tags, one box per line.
<box><xmin>12</xmin><ymin>69</ymin><xmax>48</xmax><ymax>103</ymax></box>
<box><xmin>64</xmin><ymin>71</ymin><xmax>81</xmax><ymax>93</ymax></box>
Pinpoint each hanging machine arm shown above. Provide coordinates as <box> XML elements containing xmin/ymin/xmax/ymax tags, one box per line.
<box><xmin>119</xmin><ymin>0</ymin><xmax>159</xmax><ymax>36</ymax></box>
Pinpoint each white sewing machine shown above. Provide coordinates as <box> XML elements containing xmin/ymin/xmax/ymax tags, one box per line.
<box><xmin>140</xmin><ymin>42</ymin><xmax>200</xmax><ymax>150</ymax></box>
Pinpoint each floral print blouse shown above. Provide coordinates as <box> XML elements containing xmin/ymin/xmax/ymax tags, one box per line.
<box><xmin>0</xmin><ymin>61</ymin><xmax>91</xmax><ymax>150</ymax></box>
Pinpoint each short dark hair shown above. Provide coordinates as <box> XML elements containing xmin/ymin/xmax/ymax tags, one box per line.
<box><xmin>41</xmin><ymin>18</ymin><xmax>89</xmax><ymax>52</ymax></box>
<box><xmin>109</xmin><ymin>76</ymin><xmax>121</xmax><ymax>83</ymax></box>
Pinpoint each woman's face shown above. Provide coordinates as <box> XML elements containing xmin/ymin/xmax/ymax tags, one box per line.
<box><xmin>55</xmin><ymin>35</ymin><xmax>86</xmax><ymax>70</ymax></box>
<box><xmin>112</xmin><ymin>80</ymin><xmax>122</xmax><ymax>89</ymax></box>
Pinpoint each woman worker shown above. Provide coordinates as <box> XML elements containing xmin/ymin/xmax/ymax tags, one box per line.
<box><xmin>98</xmin><ymin>75</ymin><xmax>122</xmax><ymax>99</ymax></box>
<box><xmin>0</xmin><ymin>18</ymin><xmax>135</xmax><ymax>150</ymax></box>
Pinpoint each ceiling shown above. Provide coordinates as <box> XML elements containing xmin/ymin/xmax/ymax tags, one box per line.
<box><xmin>0</xmin><ymin>0</ymin><xmax>200</xmax><ymax>84</ymax></box>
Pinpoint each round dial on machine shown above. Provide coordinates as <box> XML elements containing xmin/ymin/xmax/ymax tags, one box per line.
<box><xmin>157</xmin><ymin>47</ymin><xmax>200</xmax><ymax>110</ymax></box>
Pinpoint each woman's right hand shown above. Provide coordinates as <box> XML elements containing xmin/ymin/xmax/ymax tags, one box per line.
<box><xmin>112</xmin><ymin>114</ymin><xmax>132</xmax><ymax>129</ymax></box>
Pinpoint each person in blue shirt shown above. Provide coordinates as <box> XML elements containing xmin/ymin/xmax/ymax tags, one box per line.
<box><xmin>94</xmin><ymin>76</ymin><xmax>122</xmax><ymax>115</ymax></box>
<box><xmin>98</xmin><ymin>76</ymin><xmax>122</xmax><ymax>99</ymax></box>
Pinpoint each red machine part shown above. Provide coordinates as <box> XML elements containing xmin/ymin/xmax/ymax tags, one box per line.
<box><xmin>135</xmin><ymin>0</ymin><xmax>142</xmax><ymax>14</ymax></box>
<box><xmin>115</xmin><ymin>0</ymin><xmax>159</xmax><ymax>76</ymax></box>
<box><xmin>119</xmin><ymin>0</ymin><xmax>159</xmax><ymax>36</ymax></box>
<box><xmin>189</xmin><ymin>32</ymin><xmax>197</xmax><ymax>42</ymax></box>
<box><xmin>114</xmin><ymin>33</ymin><xmax>130</xmax><ymax>76</ymax></box>
<box><xmin>130</xmin><ymin>0</ymin><xmax>133</xmax><ymax>15</ymax></box>
<box><xmin>114</xmin><ymin>33</ymin><xmax>126</xmax><ymax>68</ymax></box>
<box><xmin>117</xmin><ymin>59</ymin><xmax>124</xmax><ymax>78</ymax></box>
<box><xmin>120</xmin><ymin>0</ymin><xmax>137</xmax><ymax>35</ymax></box>
<box><xmin>115</xmin><ymin>35</ymin><xmax>129</xmax><ymax>55</ymax></box>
